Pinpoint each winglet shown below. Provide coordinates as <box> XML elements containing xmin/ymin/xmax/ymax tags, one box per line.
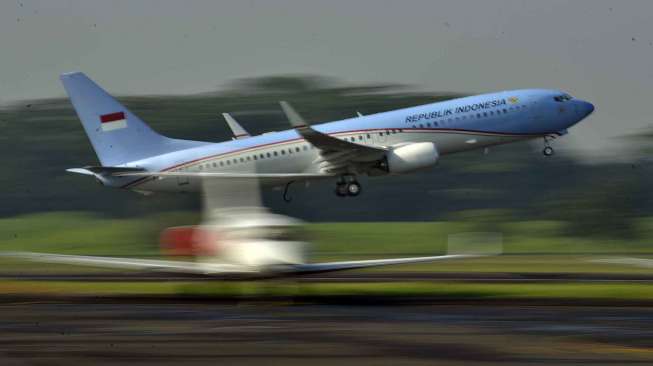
<box><xmin>222</xmin><ymin>113</ymin><xmax>251</xmax><ymax>139</ymax></box>
<box><xmin>356</xmin><ymin>111</ymin><xmax>364</xmax><ymax>117</ymax></box>
<box><xmin>280</xmin><ymin>101</ymin><xmax>308</xmax><ymax>129</ymax></box>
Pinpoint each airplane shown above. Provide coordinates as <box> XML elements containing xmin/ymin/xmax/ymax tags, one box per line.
<box><xmin>61</xmin><ymin>72</ymin><xmax>594</xmax><ymax>198</ymax></box>
<box><xmin>1</xmin><ymin>207</ymin><xmax>487</xmax><ymax>278</ymax></box>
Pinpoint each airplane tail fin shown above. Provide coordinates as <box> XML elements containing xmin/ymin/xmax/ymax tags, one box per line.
<box><xmin>60</xmin><ymin>72</ymin><xmax>206</xmax><ymax>166</ymax></box>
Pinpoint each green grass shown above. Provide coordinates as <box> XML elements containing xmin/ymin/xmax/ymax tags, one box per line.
<box><xmin>2</xmin><ymin>211</ymin><xmax>653</xmax><ymax>275</ymax></box>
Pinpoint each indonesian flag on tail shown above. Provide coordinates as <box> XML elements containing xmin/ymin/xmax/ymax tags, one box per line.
<box><xmin>99</xmin><ymin>112</ymin><xmax>127</xmax><ymax>131</ymax></box>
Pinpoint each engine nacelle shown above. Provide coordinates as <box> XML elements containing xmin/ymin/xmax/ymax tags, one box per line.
<box><xmin>385</xmin><ymin>142</ymin><xmax>439</xmax><ymax>174</ymax></box>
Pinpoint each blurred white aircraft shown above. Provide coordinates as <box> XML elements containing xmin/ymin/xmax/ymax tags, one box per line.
<box><xmin>4</xmin><ymin>170</ymin><xmax>492</xmax><ymax>279</ymax></box>
<box><xmin>3</xmin><ymin>209</ymin><xmax>476</xmax><ymax>278</ymax></box>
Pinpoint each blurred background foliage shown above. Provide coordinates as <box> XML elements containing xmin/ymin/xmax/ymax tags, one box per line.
<box><xmin>0</xmin><ymin>74</ymin><xmax>651</xmax><ymax>246</ymax></box>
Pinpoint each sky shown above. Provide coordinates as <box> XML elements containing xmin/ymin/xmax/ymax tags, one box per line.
<box><xmin>1</xmin><ymin>0</ymin><xmax>652</xmax><ymax>160</ymax></box>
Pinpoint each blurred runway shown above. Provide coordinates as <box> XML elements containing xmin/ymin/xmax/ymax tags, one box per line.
<box><xmin>0</xmin><ymin>301</ymin><xmax>651</xmax><ymax>365</ymax></box>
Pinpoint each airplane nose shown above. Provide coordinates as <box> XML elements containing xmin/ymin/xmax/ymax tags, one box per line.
<box><xmin>577</xmin><ymin>100</ymin><xmax>595</xmax><ymax>118</ymax></box>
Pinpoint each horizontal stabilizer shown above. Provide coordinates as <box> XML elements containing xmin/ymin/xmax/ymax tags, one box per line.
<box><xmin>66</xmin><ymin>165</ymin><xmax>145</xmax><ymax>176</ymax></box>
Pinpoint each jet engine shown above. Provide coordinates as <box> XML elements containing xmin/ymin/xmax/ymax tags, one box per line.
<box><xmin>383</xmin><ymin>142</ymin><xmax>439</xmax><ymax>174</ymax></box>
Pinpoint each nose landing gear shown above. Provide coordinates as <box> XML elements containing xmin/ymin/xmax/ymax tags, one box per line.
<box><xmin>335</xmin><ymin>175</ymin><xmax>362</xmax><ymax>197</ymax></box>
<box><xmin>542</xmin><ymin>136</ymin><xmax>555</xmax><ymax>157</ymax></box>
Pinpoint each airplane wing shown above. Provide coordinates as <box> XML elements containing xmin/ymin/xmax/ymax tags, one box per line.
<box><xmin>1</xmin><ymin>252</ymin><xmax>252</xmax><ymax>275</ymax></box>
<box><xmin>222</xmin><ymin>113</ymin><xmax>251</xmax><ymax>140</ymax></box>
<box><xmin>1</xmin><ymin>252</ymin><xmax>479</xmax><ymax>277</ymax></box>
<box><xmin>289</xmin><ymin>254</ymin><xmax>476</xmax><ymax>274</ymax></box>
<box><xmin>280</xmin><ymin>101</ymin><xmax>387</xmax><ymax>174</ymax></box>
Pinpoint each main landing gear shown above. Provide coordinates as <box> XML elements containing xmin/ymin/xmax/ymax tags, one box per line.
<box><xmin>335</xmin><ymin>175</ymin><xmax>361</xmax><ymax>197</ymax></box>
<box><xmin>542</xmin><ymin>136</ymin><xmax>555</xmax><ymax>157</ymax></box>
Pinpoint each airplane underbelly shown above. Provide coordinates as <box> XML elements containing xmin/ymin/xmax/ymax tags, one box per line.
<box><xmin>402</xmin><ymin>130</ymin><xmax>532</xmax><ymax>154</ymax></box>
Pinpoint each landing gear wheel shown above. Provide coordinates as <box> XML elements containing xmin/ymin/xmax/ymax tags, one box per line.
<box><xmin>346</xmin><ymin>182</ymin><xmax>361</xmax><ymax>196</ymax></box>
<box><xmin>543</xmin><ymin>146</ymin><xmax>554</xmax><ymax>157</ymax></box>
<box><xmin>335</xmin><ymin>183</ymin><xmax>348</xmax><ymax>197</ymax></box>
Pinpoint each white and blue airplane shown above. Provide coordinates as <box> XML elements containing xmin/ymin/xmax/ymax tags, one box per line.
<box><xmin>62</xmin><ymin>72</ymin><xmax>594</xmax><ymax>198</ymax></box>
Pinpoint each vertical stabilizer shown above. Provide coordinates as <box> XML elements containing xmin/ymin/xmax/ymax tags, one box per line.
<box><xmin>60</xmin><ymin>72</ymin><xmax>206</xmax><ymax>166</ymax></box>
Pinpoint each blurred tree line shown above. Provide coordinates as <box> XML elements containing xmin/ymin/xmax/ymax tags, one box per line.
<box><xmin>0</xmin><ymin>75</ymin><xmax>650</xmax><ymax>239</ymax></box>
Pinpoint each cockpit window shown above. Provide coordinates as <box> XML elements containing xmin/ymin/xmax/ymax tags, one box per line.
<box><xmin>553</xmin><ymin>94</ymin><xmax>573</xmax><ymax>102</ymax></box>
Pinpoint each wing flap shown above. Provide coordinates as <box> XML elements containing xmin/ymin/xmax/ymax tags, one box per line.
<box><xmin>280</xmin><ymin>101</ymin><xmax>386</xmax><ymax>159</ymax></box>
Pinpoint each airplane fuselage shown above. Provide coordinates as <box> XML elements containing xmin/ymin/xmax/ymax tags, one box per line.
<box><xmin>101</xmin><ymin>88</ymin><xmax>594</xmax><ymax>193</ymax></box>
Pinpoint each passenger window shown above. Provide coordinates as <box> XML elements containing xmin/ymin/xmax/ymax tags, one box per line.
<box><xmin>281</xmin><ymin>150</ymin><xmax>285</xmax><ymax>155</ymax></box>
<box><xmin>226</xmin><ymin>160</ymin><xmax>231</xmax><ymax>165</ymax></box>
<box><xmin>273</xmin><ymin>151</ymin><xmax>278</xmax><ymax>156</ymax></box>
<box><xmin>367</xmin><ymin>134</ymin><xmax>371</xmax><ymax>139</ymax></box>
<box><xmin>267</xmin><ymin>152</ymin><xmax>271</xmax><ymax>158</ymax></box>
<box><xmin>219</xmin><ymin>161</ymin><xmax>224</xmax><ymax>166</ymax></box>
<box><xmin>295</xmin><ymin>147</ymin><xmax>300</xmax><ymax>152</ymax></box>
<box><xmin>303</xmin><ymin>145</ymin><xmax>308</xmax><ymax>151</ymax></box>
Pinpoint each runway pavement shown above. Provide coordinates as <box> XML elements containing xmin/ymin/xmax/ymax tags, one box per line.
<box><xmin>0</xmin><ymin>301</ymin><xmax>651</xmax><ymax>365</ymax></box>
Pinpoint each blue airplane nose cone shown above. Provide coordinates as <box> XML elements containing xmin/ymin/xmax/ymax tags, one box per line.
<box><xmin>579</xmin><ymin>100</ymin><xmax>595</xmax><ymax>118</ymax></box>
